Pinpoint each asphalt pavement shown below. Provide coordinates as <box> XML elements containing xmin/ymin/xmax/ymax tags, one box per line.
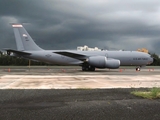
<box><xmin>0</xmin><ymin>89</ymin><xmax>160</xmax><ymax>120</ymax></box>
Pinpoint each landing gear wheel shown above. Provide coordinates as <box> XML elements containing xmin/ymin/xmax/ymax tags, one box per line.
<box><xmin>82</xmin><ymin>65</ymin><xmax>95</xmax><ymax>71</ymax></box>
<box><xmin>136</xmin><ymin>67</ymin><xmax>141</xmax><ymax>71</ymax></box>
<box><xmin>89</xmin><ymin>66</ymin><xmax>95</xmax><ymax>71</ymax></box>
<box><xmin>82</xmin><ymin>66</ymin><xmax>87</xmax><ymax>71</ymax></box>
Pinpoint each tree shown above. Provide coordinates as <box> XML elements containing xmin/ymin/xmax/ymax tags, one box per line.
<box><xmin>0</xmin><ymin>51</ymin><xmax>2</xmax><ymax>56</ymax></box>
<box><xmin>150</xmin><ymin>53</ymin><xmax>160</xmax><ymax>66</ymax></box>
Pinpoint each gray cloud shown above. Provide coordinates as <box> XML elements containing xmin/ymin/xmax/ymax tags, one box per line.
<box><xmin>0</xmin><ymin>0</ymin><xmax>160</xmax><ymax>54</ymax></box>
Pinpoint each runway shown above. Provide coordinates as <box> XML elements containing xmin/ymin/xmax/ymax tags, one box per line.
<box><xmin>0</xmin><ymin>66</ymin><xmax>159</xmax><ymax>89</ymax></box>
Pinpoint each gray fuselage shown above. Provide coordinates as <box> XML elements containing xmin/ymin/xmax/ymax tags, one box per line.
<box><xmin>23</xmin><ymin>50</ymin><xmax>153</xmax><ymax>66</ymax></box>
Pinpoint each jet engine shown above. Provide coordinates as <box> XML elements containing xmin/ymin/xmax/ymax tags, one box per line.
<box><xmin>88</xmin><ymin>56</ymin><xmax>120</xmax><ymax>69</ymax></box>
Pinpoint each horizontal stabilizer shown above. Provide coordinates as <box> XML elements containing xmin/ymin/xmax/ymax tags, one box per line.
<box><xmin>3</xmin><ymin>49</ymin><xmax>31</xmax><ymax>55</ymax></box>
<box><xmin>54</xmin><ymin>51</ymin><xmax>87</xmax><ymax>60</ymax></box>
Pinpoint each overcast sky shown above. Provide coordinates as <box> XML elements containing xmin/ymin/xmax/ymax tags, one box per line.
<box><xmin>0</xmin><ymin>0</ymin><xmax>160</xmax><ymax>54</ymax></box>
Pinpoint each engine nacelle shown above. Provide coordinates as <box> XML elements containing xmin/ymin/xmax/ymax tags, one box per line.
<box><xmin>88</xmin><ymin>56</ymin><xmax>120</xmax><ymax>69</ymax></box>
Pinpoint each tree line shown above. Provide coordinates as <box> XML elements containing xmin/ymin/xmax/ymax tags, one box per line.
<box><xmin>0</xmin><ymin>51</ymin><xmax>160</xmax><ymax>66</ymax></box>
<box><xmin>150</xmin><ymin>53</ymin><xmax>160</xmax><ymax>66</ymax></box>
<box><xmin>0</xmin><ymin>51</ymin><xmax>48</xmax><ymax>66</ymax></box>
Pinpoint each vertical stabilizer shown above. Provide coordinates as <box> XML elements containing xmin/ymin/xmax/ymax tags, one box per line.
<box><xmin>12</xmin><ymin>24</ymin><xmax>43</xmax><ymax>51</ymax></box>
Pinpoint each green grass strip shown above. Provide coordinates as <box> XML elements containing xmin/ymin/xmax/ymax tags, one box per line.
<box><xmin>131</xmin><ymin>87</ymin><xmax>160</xmax><ymax>99</ymax></box>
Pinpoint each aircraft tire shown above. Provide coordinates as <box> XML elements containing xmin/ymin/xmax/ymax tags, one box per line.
<box><xmin>89</xmin><ymin>66</ymin><xmax>95</xmax><ymax>71</ymax></box>
<box><xmin>82</xmin><ymin>66</ymin><xmax>86</xmax><ymax>71</ymax></box>
<box><xmin>82</xmin><ymin>65</ymin><xmax>95</xmax><ymax>71</ymax></box>
<box><xmin>136</xmin><ymin>67</ymin><xmax>141</xmax><ymax>71</ymax></box>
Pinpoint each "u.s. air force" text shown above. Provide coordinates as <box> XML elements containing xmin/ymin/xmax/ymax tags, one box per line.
<box><xmin>133</xmin><ymin>58</ymin><xmax>148</xmax><ymax>60</ymax></box>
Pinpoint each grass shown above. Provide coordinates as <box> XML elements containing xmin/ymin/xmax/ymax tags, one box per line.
<box><xmin>131</xmin><ymin>87</ymin><xmax>160</xmax><ymax>99</ymax></box>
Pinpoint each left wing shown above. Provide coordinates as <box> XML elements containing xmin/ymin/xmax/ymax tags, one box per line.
<box><xmin>54</xmin><ymin>51</ymin><xmax>87</xmax><ymax>61</ymax></box>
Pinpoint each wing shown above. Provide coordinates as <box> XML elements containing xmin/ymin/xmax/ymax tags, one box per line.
<box><xmin>54</xmin><ymin>51</ymin><xmax>87</xmax><ymax>61</ymax></box>
<box><xmin>3</xmin><ymin>49</ymin><xmax>31</xmax><ymax>56</ymax></box>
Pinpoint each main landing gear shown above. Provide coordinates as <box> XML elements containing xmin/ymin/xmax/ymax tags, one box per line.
<box><xmin>82</xmin><ymin>65</ymin><xmax>95</xmax><ymax>71</ymax></box>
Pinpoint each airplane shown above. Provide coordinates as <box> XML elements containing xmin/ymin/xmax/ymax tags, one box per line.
<box><xmin>4</xmin><ymin>24</ymin><xmax>153</xmax><ymax>71</ymax></box>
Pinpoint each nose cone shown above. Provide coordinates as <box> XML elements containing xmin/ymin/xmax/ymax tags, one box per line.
<box><xmin>149</xmin><ymin>57</ymin><xmax>153</xmax><ymax>64</ymax></box>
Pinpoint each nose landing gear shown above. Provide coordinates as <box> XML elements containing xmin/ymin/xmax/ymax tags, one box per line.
<box><xmin>136</xmin><ymin>67</ymin><xmax>141</xmax><ymax>71</ymax></box>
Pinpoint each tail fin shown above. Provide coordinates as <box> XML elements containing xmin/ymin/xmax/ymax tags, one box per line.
<box><xmin>12</xmin><ymin>24</ymin><xmax>43</xmax><ymax>51</ymax></box>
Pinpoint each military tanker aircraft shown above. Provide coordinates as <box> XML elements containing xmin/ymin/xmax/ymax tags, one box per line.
<box><xmin>4</xmin><ymin>24</ymin><xmax>153</xmax><ymax>71</ymax></box>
